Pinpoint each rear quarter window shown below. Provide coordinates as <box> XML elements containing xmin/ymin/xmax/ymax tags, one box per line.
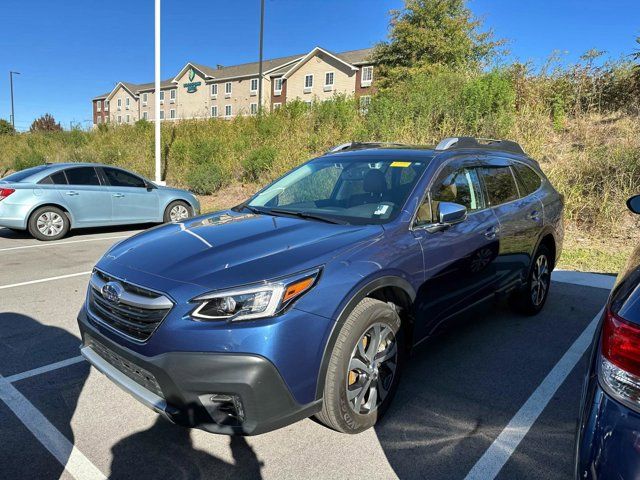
<box><xmin>512</xmin><ymin>162</ymin><xmax>543</xmax><ymax>196</ymax></box>
<box><xmin>39</xmin><ymin>171</ymin><xmax>68</xmax><ymax>185</ymax></box>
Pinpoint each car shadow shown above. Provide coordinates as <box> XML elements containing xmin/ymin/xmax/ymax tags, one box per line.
<box><xmin>0</xmin><ymin>223</ymin><xmax>158</xmax><ymax>240</ymax></box>
<box><xmin>109</xmin><ymin>417</ymin><xmax>264</xmax><ymax>479</ymax></box>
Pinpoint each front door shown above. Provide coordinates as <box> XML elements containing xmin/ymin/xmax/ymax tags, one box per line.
<box><xmin>412</xmin><ymin>160</ymin><xmax>501</xmax><ymax>342</ymax></box>
<box><xmin>101</xmin><ymin>167</ymin><xmax>159</xmax><ymax>223</ymax></box>
<box><xmin>60</xmin><ymin>166</ymin><xmax>112</xmax><ymax>226</ymax></box>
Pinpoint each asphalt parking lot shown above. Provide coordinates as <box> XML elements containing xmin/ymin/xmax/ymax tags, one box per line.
<box><xmin>0</xmin><ymin>225</ymin><xmax>614</xmax><ymax>480</ymax></box>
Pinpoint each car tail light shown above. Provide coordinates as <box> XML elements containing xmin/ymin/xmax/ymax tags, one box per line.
<box><xmin>600</xmin><ymin>309</ymin><xmax>640</xmax><ymax>407</ymax></box>
<box><xmin>0</xmin><ymin>188</ymin><xmax>15</xmax><ymax>201</ymax></box>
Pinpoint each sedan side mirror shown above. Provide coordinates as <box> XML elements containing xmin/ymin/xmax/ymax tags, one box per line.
<box><xmin>145</xmin><ymin>181</ymin><xmax>157</xmax><ymax>191</ymax></box>
<box><xmin>627</xmin><ymin>195</ymin><xmax>640</xmax><ymax>215</ymax></box>
<box><xmin>425</xmin><ymin>202</ymin><xmax>467</xmax><ymax>233</ymax></box>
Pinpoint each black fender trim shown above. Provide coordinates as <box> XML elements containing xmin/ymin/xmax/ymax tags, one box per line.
<box><xmin>314</xmin><ymin>275</ymin><xmax>416</xmax><ymax>400</ymax></box>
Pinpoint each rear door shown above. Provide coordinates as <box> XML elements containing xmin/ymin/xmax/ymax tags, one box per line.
<box><xmin>478</xmin><ymin>158</ymin><xmax>543</xmax><ymax>291</ymax></box>
<box><xmin>60</xmin><ymin>166</ymin><xmax>112</xmax><ymax>225</ymax></box>
<box><xmin>101</xmin><ymin>167</ymin><xmax>159</xmax><ymax>223</ymax></box>
<box><xmin>412</xmin><ymin>157</ymin><xmax>501</xmax><ymax>340</ymax></box>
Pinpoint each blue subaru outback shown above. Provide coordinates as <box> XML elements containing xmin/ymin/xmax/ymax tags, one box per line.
<box><xmin>77</xmin><ymin>137</ymin><xmax>564</xmax><ymax>435</ymax></box>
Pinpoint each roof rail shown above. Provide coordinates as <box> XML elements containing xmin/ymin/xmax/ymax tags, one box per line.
<box><xmin>325</xmin><ymin>141</ymin><xmax>409</xmax><ymax>154</ymax></box>
<box><xmin>435</xmin><ymin>137</ymin><xmax>525</xmax><ymax>155</ymax></box>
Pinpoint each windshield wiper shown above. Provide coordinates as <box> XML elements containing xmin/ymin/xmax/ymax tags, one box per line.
<box><xmin>269</xmin><ymin>208</ymin><xmax>348</xmax><ymax>225</ymax></box>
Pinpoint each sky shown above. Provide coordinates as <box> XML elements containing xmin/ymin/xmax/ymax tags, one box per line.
<box><xmin>0</xmin><ymin>0</ymin><xmax>638</xmax><ymax>131</ymax></box>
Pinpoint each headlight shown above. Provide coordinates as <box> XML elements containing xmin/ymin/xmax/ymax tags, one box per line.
<box><xmin>191</xmin><ymin>268</ymin><xmax>320</xmax><ymax>321</ymax></box>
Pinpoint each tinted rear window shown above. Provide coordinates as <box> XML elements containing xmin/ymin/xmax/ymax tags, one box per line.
<box><xmin>1</xmin><ymin>165</ymin><xmax>49</xmax><ymax>183</ymax></box>
<box><xmin>65</xmin><ymin>167</ymin><xmax>101</xmax><ymax>186</ymax></box>
<box><xmin>39</xmin><ymin>171</ymin><xmax>68</xmax><ymax>185</ymax></box>
<box><xmin>512</xmin><ymin>163</ymin><xmax>542</xmax><ymax>196</ymax></box>
<box><xmin>479</xmin><ymin>166</ymin><xmax>519</xmax><ymax>206</ymax></box>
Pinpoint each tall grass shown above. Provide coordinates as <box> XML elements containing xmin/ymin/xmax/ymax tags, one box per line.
<box><xmin>1</xmin><ymin>64</ymin><xmax>638</xmax><ymax>237</ymax></box>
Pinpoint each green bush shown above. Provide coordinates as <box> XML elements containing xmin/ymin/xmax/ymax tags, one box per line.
<box><xmin>185</xmin><ymin>162</ymin><xmax>227</xmax><ymax>195</ymax></box>
<box><xmin>242</xmin><ymin>146</ymin><xmax>277</xmax><ymax>181</ymax></box>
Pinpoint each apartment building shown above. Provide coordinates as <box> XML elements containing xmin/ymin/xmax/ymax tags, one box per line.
<box><xmin>92</xmin><ymin>46</ymin><xmax>375</xmax><ymax>126</ymax></box>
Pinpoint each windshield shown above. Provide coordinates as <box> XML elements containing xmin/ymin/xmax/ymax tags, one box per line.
<box><xmin>248</xmin><ymin>156</ymin><xmax>431</xmax><ymax>224</ymax></box>
<box><xmin>1</xmin><ymin>165</ymin><xmax>49</xmax><ymax>183</ymax></box>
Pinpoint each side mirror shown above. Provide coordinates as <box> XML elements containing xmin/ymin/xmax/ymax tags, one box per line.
<box><xmin>627</xmin><ymin>195</ymin><xmax>640</xmax><ymax>215</ymax></box>
<box><xmin>439</xmin><ymin>202</ymin><xmax>467</xmax><ymax>224</ymax></box>
<box><xmin>145</xmin><ymin>181</ymin><xmax>156</xmax><ymax>191</ymax></box>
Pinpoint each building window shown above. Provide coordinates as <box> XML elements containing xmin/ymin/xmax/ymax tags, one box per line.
<box><xmin>211</xmin><ymin>84</ymin><xmax>217</xmax><ymax>97</ymax></box>
<box><xmin>96</xmin><ymin>116</ymin><xmax>101</xmax><ymax>124</ymax></box>
<box><xmin>142</xmin><ymin>93</ymin><xmax>148</xmax><ymax>106</ymax></box>
<box><xmin>160</xmin><ymin>91</ymin><xmax>165</xmax><ymax>104</ymax></box>
<box><xmin>211</xmin><ymin>105</ymin><xmax>218</xmax><ymax>117</ymax></box>
<box><xmin>117</xmin><ymin>98</ymin><xmax>122</xmax><ymax>110</ymax></box>
<box><xmin>170</xmin><ymin>89</ymin><xmax>176</xmax><ymax>102</ymax></box>
<box><xmin>159</xmin><ymin>110</ymin><xmax>164</xmax><ymax>120</ymax></box>
<box><xmin>143</xmin><ymin>111</ymin><xmax>148</xmax><ymax>120</ymax></box>
<box><xmin>273</xmin><ymin>102</ymin><xmax>282</xmax><ymax>111</ymax></box>
<box><xmin>224</xmin><ymin>104</ymin><xmax>232</xmax><ymax>118</ymax></box>
<box><xmin>117</xmin><ymin>115</ymin><xmax>122</xmax><ymax>123</ymax></box>
<box><xmin>361</xmin><ymin>66</ymin><xmax>373</xmax><ymax>87</ymax></box>
<box><xmin>250</xmin><ymin>78</ymin><xmax>258</xmax><ymax>95</ymax></box>
<box><xmin>225</xmin><ymin>82</ymin><xmax>232</xmax><ymax>97</ymax></box>
<box><xmin>359</xmin><ymin>95</ymin><xmax>372</xmax><ymax>113</ymax></box>
<box><xmin>304</xmin><ymin>74</ymin><xmax>313</xmax><ymax>92</ymax></box>
<box><xmin>126</xmin><ymin>114</ymin><xmax>130</xmax><ymax>123</ymax></box>
<box><xmin>104</xmin><ymin>100</ymin><xmax>109</xmax><ymax>111</ymax></box>
<box><xmin>304</xmin><ymin>100</ymin><xmax>312</xmax><ymax>107</ymax></box>
<box><xmin>125</xmin><ymin>97</ymin><xmax>130</xmax><ymax>109</ymax></box>
<box><xmin>250</xmin><ymin>103</ymin><xmax>258</xmax><ymax>115</ymax></box>
<box><xmin>170</xmin><ymin>109</ymin><xmax>176</xmax><ymax>119</ymax></box>
<box><xmin>274</xmin><ymin>78</ymin><xmax>283</xmax><ymax>95</ymax></box>
<box><xmin>96</xmin><ymin>101</ymin><xmax>102</xmax><ymax>112</ymax></box>
<box><xmin>324</xmin><ymin>72</ymin><xmax>335</xmax><ymax>91</ymax></box>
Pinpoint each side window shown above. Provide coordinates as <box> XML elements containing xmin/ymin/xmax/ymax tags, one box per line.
<box><xmin>512</xmin><ymin>163</ymin><xmax>542</xmax><ymax>196</ymax></box>
<box><xmin>415</xmin><ymin>166</ymin><xmax>484</xmax><ymax>226</ymax></box>
<box><xmin>64</xmin><ymin>167</ymin><xmax>101</xmax><ymax>186</ymax></box>
<box><xmin>104</xmin><ymin>168</ymin><xmax>146</xmax><ymax>188</ymax></box>
<box><xmin>478</xmin><ymin>166</ymin><xmax>519</xmax><ymax>206</ymax></box>
<box><xmin>39</xmin><ymin>171</ymin><xmax>68</xmax><ymax>185</ymax></box>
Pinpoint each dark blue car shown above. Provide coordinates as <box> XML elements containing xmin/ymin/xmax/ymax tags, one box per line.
<box><xmin>77</xmin><ymin>137</ymin><xmax>564</xmax><ymax>435</ymax></box>
<box><xmin>575</xmin><ymin>195</ymin><xmax>640</xmax><ymax>479</ymax></box>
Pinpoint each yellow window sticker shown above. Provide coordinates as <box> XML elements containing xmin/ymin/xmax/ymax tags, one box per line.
<box><xmin>390</xmin><ymin>161</ymin><xmax>411</xmax><ymax>167</ymax></box>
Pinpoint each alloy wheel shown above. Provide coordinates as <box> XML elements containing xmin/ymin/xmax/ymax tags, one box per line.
<box><xmin>531</xmin><ymin>254</ymin><xmax>550</xmax><ymax>306</ymax></box>
<box><xmin>169</xmin><ymin>204</ymin><xmax>189</xmax><ymax>222</ymax></box>
<box><xmin>346</xmin><ymin>322</ymin><xmax>398</xmax><ymax>415</ymax></box>
<box><xmin>36</xmin><ymin>211</ymin><xmax>64</xmax><ymax>237</ymax></box>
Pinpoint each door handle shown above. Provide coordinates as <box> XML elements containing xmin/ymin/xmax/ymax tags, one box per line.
<box><xmin>65</xmin><ymin>191</ymin><xmax>79</xmax><ymax>196</ymax></box>
<box><xmin>484</xmin><ymin>226</ymin><xmax>499</xmax><ymax>240</ymax></box>
<box><xmin>112</xmin><ymin>193</ymin><xmax>125</xmax><ymax>198</ymax></box>
<box><xmin>529</xmin><ymin>210</ymin><xmax>541</xmax><ymax>221</ymax></box>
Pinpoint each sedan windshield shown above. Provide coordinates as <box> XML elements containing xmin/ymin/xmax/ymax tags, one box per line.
<box><xmin>1</xmin><ymin>165</ymin><xmax>49</xmax><ymax>183</ymax></box>
<box><xmin>248</xmin><ymin>156</ymin><xmax>431</xmax><ymax>224</ymax></box>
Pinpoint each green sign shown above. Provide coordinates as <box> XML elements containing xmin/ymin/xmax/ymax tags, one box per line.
<box><xmin>183</xmin><ymin>67</ymin><xmax>201</xmax><ymax>93</ymax></box>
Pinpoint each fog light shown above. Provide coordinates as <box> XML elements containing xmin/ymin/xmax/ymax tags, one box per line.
<box><xmin>199</xmin><ymin>393</ymin><xmax>245</xmax><ymax>426</ymax></box>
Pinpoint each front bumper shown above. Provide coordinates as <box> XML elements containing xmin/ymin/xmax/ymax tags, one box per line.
<box><xmin>78</xmin><ymin>308</ymin><xmax>321</xmax><ymax>435</ymax></box>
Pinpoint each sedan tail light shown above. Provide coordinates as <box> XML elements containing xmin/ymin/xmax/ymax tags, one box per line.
<box><xmin>0</xmin><ymin>188</ymin><xmax>15</xmax><ymax>201</ymax></box>
<box><xmin>600</xmin><ymin>309</ymin><xmax>640</xmax><ymax>408</ymax></box>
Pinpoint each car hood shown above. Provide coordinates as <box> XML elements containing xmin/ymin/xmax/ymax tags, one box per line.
<box><xmin>100</xmin><ymin>210</ymin><xmax>382</xmax><ymax>292</ymax></box>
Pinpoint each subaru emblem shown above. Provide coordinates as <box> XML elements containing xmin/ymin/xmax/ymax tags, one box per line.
<box><xmin>102</xmin><ymin>282</ymin><xmax>124</xmax><ymax>304</ymax></box>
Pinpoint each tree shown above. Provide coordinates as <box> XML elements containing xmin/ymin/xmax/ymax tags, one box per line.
<box><xmin>372</xmin><ymin>0</ymin><xmax>505</xmax><ymax>86</ymax></box>
<box><xmin>0</xmin><ymin>119</ymin><xmax>15</xmax><ymax>135</ymax></box>
<box><xmin>632</xmin><ymin>36</ymin><xmax>640</xmax><ymax>96</ymax></box>
<box><xmin>30</xmin><ymin>113</ymin><xmax>62</xmax><ymax>133</ymax></box>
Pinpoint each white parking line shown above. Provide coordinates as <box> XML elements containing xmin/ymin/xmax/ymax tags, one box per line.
<box><xmin>5</xmin><ymin>356</ymin><xmax>85</xmax><ymax>384</ymax></box>
<box><xmin>0</xmin><ymin>374</ymin><xmax>106</xmax><ymax>479</ymax></box>
<box><xmin>0</xmin><ymin>271</ymin><xmax>92</xmax><ymax>290</ymax></box>
<box><xmin>0</xmin><ymin>234</ymin><xmax>131</xmax><ymax>252</ymax></box>
<box><xmin>464</xmin><ymin>307</ymin><xmax>604</xmax><ymax>480</ymax></box>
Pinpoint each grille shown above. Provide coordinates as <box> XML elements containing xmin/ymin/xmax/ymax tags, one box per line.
<box><xmin>89</xmin><ymin>337</ymin><xmax>163</xmax><ymax>397</ymax></box>
<box><xmin>87</xmin><ymin>270</ymin><xmax>173</xmax><ymax>342</ymax></box>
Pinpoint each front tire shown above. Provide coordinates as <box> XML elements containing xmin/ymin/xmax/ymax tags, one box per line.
<box><xmin>511</xmin><ymin>244</ymin><xmax>552</xmax><ymax>315</ymax></box>
<box><xmin>316</xmin><ymin>298</ymin><xmax>403</xmax><ymax>434</ymax></box>
<box><xmin>28</xmin><ymin>206</ymin><xmax>70</xmax><ymax>241</ymax></box>
<box><xmin>163</xmin><ymin>200</ymin><xmax>192</xmax><ymax>223</ymax></box>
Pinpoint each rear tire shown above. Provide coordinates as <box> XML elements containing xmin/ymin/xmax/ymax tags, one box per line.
<box><xmin>315</xmin><ymin>298</ymin><xmax>404</xmax><ymax>434</ymax></box>
<box><xmin>163</xmin><ymin>200</ymin><xmax>192</xmax><ymax>223</ymax></box>
<box><xmin>28</xmin><ymin>206</ymin><xmax>70</xmax><ymax>241</ymax></box>
<box><xmin>510</xmin><ymin>244</ymin><xmax>552</xmax><ymax>315</ymax></box>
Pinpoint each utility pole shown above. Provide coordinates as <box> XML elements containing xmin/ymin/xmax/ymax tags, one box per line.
<box><xmin>9</xmin><ymin>71</ymin><xmax>20</xmax><ymax>129</ymax></box>
<box><xmin>257</xmin><ymin>0</ymin><xmax>265</xmax><ymax>114</ymax></box>
<box><xmin>154</xmin><ymin>0</ymin><xmax>163</xmax><ymax>184</ymax></box>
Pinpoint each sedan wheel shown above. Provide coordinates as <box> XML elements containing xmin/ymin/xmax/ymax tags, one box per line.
<box><xmin>36</xmin><ymin>211</ymin><xmax>65</xmax><ymax>237</ymax></box>
<box><xmin>28</xmin><ymin>206</ymin><xmax>70</xmax><ymax>241</ymax></box>
<box><xmin>169</xmin><ymin>204</ymin><xmax>190</xmax><ymax>222</ymax></box>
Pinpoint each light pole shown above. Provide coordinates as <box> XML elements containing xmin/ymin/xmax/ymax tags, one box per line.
<box><xmin>9</xmin><ymin>71</ymin><xmax>20</xmax><ymax>129</ymax></box>
<box><xmin>154</xmin><ymin>0</ymin><xmax>163</xmax><ymax>184</ymax></box>
<box><xmin>257</xmin><ymin>0</ymin><xmax>265</xmax><ymax>113</ymax></box>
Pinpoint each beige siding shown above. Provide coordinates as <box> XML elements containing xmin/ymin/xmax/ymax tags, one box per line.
<box><xmin>174</xmin><ymin>68</ymin><xmax>210</xmax><ymax>119</ymax></box>
<box><xmin>138</xmin><ymin>89</ymin><xmax>173</xmax><ymax>121</ymax></box>
<box><xmin>109</xmin><ymin>86</ymin><xmax>139</xmax><ymax>124</ymax></box>
<box><xmin>208</xmin><ymin>76</ymin><xmax>270</xmax><ymax>118</ymax></box>
<box><xmin>286</xmin><ymin>52</ymin><xmax>357</xmax><ymax>103</ymax></box>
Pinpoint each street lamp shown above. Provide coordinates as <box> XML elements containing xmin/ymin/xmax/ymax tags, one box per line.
<box><xmin>257</xmin><ymin>0</ymin><xmax>265</xmax><ymax>113</ymax></box>
<box><xmin>9</xmin><ymin>71</ymin><xmax>20</xmax><ymax>129</ymax></box>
